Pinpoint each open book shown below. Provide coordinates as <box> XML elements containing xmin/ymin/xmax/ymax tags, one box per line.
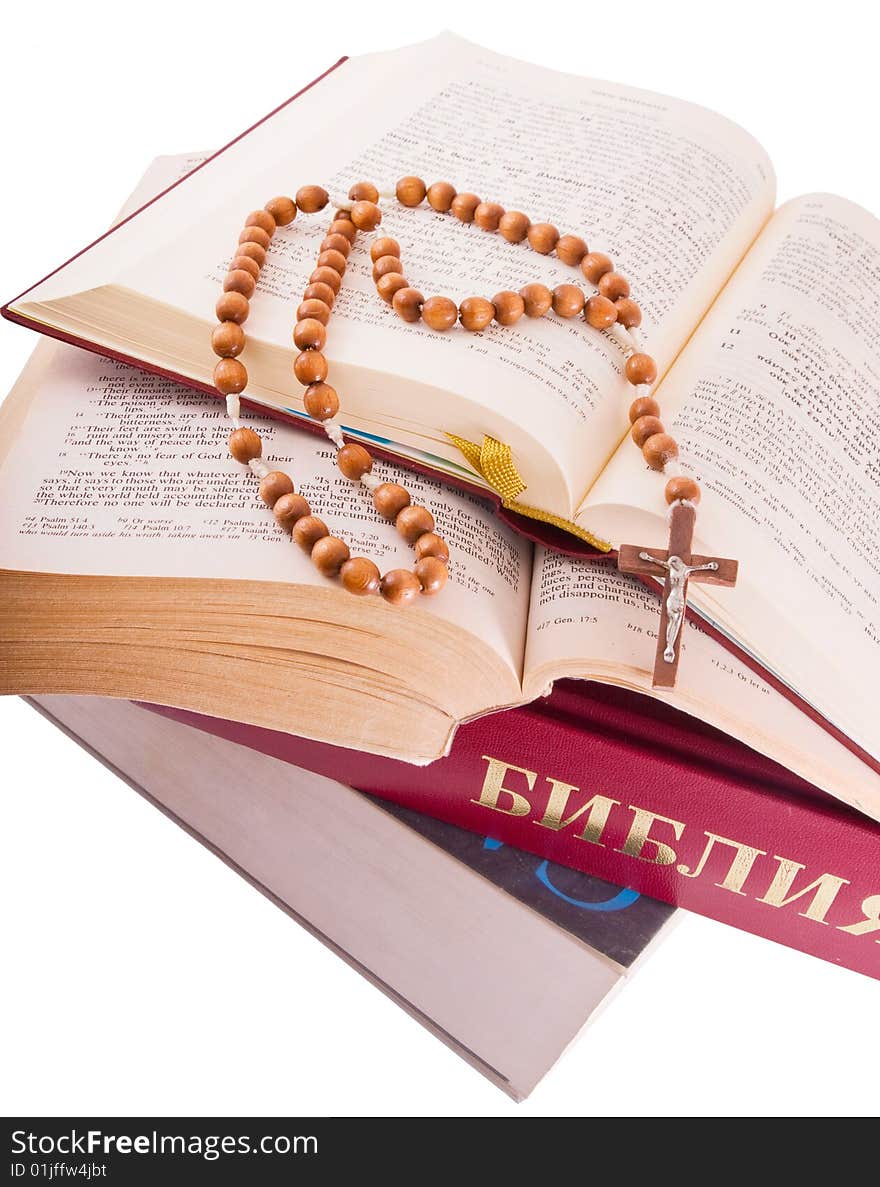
<box><xmin>2</xmin><ymin>38</ymin><xmax>879</xmax><ymax>801</ymax></box>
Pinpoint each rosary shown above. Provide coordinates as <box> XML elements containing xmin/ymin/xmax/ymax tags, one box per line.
<box><xmin>211</xmin><ymin>177</ymin><xmax>738</xmax><ymax>688</ymax></box>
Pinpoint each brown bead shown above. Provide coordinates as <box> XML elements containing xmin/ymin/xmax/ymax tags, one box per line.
<box><xmin>498</xmin><ymin>211</ymin><xmax>530</xmax><ymax>243</ymax></box>
<box><xmin>396</xmin><ymin>504</ymin><xmax>435</xmax><ymax>543</ymax></box>
<box><xmin>493</xmin><ymin>291</ymin><xmax>525</xmax><ymax>326</ymax></box>
<box><xmin>372</xmin><ymin>255</ymin><xmax>404</xmax><ymax>282</ymax></box>
<box><xmin>373</xmin><ymin>482</ymin><xmax>411</xmax><ymax>520</ymax></box>
<box><xmin>303</xmin><ymin>381</ymin><xmax>339</xmax><ymax>420</ymax></box>
<box><xmin>556</xmin><ymin>234</ymin><xmax>588</xmax><ymax>266</ymax></box>
<box><xmin>370</xmin><ymin>236</ymin><xmax>400</xmax><ymax>262</ymax></box>
<box><xmin>310</xmin><ymin>266</ymin><xmax>342</xmax><ymax>294</ymax></box>
<box><xmin>584</xmin><ymin>295</ymin><xmax>618</xmax><ymax>329</ymax></box>
<box><xmin>451</xmin><ymin>192</ymin><xmax>481</xmax><ymax>222</ymax></box>
<box><xmin>295</xmin><ymin>185</ymin><xmax>329</xmax><ymax>213</ymax></box>
<box><xmin>228</xmin><ymin>427</ymin><xmax>261</xmax><ymax>463</ymax></box>
<box><xmin>643</xmin><ymin>433</ymin><xmax>679</xmax><ymax>470</ymax></box>
<box><xmin>615</xmin><ymin>298</ymin><xmax>642</xmax><ymax>328</ymax></box>
<box><xmin>350</xmin><ymin>201</ymin><xmax>381</xmax><ymax>231</ymax></box>
<box><xmin>415</xmin><ymin>556</ymin><xmax>448</xmax><ymax>596</ymax></box>
<box><xmin>211</xmin><ymin>321</ymin><xmax>245</xmax><ymax>358</ymax></box>
<box><xmin>349</xmin><ymin>181</ymin><xmax>379</xmax><ymax>203</ymax></box>
<box><xmin>293</xmin><ymin>318</ymin><xmax>326</xmax><ymax>351</ymax></box>
<box><xmin>340</xmin><ymin>556</ymin><xmax>381</xmax><ymax>596</ymax></box>
<box><xmin>380</xmin><ymin>568</ymin><xmax>422</xmax><ymax>606</ymax></box>
<box><xmin>625</xmin><ymin>353</ymin><xmax>658</xmax><ymax>385</ymax></box>
<box><xmin>215</xmin><ymin>291</ymin><xmax>249</xmax><ymax>324</ymax></box>
<box><xmin>459</xmin><ymin>297</ymin><xmax>495</xmax><ymax>332</ymax></box>
<box><xmin>296</xmin><ymin>299</ymin><xmax>331</xmax><ymax>325</ymax></box>
<box><xmin>628</xmin><ymin>395</ymin><xmax>661</xmax><ymax>424</ymax></box>
<box><xmin>427</xmin><ymin>181</ymin><xmax>456</xmax><ymax>212</ymax></box>
<box><xmin>213</xmin><ymin>358</ymin><xmax>247</xmax><ymax>395</ymax></box>
<box><xmin>631</xmin><ymin>415</ymin><xmax>665</xmax><ymax>447</ymax></box>
<box><xmin>318</xmin><ymin>248</ymin><xmax>348</xmax><ymax>275</ymax></box>
<box><xmin>396</xmin><ymin>176</ymin><xmax>427</xmax><ymax>207</ymax></box>
<box><xmin>474</xmin><ymin>202</ymin><xmax>505</xmax><ymax>231</ymax></box>
<box><xmin>236</xmin><ymin>242</ymin><xmax>267</xmax><ymax>267</ymax></box>
<box><xmin>527</xmin><ymin>223</ymin><xmax>559</xmax><ymax>255</ymax></box>
<box><xmin>581</xmin><ymin>252</ymin><xmax>614</xmax><ymax>284</ymax></box>
<box><xmin>294</xmin><ymin>351</ymin><xmax>328</xmax><ymax>385</ymax></box>
<box><xmin>665</xmin><ymin>476</ymin><xmax>701</xmax><ymax>505</ymax></box>
<box><xmin>303</xmin><ymin>282</ymin><xmax>336</xmax><ymax>308</ymax></box>
<box><xmin>246</xmin><ymin>209</ymin><xmax>275</xmax><ymax>235</ymax></box>
<box><xmin>239</xmin><ymin>225</ymin><xmax>271</xmax><ymax>249</ymax></box>
<box><xmin>293</xmin><ymin>514</ymin><xmax>329</xmax><ymax>551</ymax></box>
<box><xmin>421</xmin><ymin>295</ymin><xmax>458</xmax><ymax>331</ymax></box>
<box><xmin>311</xmin><ymin>534</ymin><xmax>350</xmax><ymax>576</ymax></box>
<box><xmin>392</xmin><ymin>287</ymin><xmax>424</xmax><ymax>323</ymax></box>
<box><xmin>321</xmin><ymin>233</ymin><xmax>352</xmax><ymax>258</ymax></box>
<box><xmin>336</xmin><ymin>442</ymin><xmax>373</xmax><ymax>480</ymax></box>
<box><xmin>377</xmin><ymin>273</ymin><xmax>409</xmax><ymax>303</ymax></box>
<box><xmin>259</xmin><ymin>470</ymin><xmax>294</xmax><ymax>506</ymax></box>
<box><xmin>231</xmin><ymin>255</ymin><xmax>260</xmax><ymax>281</ymax></box>
<box><xmin>598</xmin><ymin>272</ymin><xmax>630</xmax><ymax>301</ymax></box>
<box><xmin>414</xmin><ymin>532</ymin><xmax>449</xmax><ymax>562</ymax></box>
<box><xmin>519</xmin><ymin>283</ymin><xmax>553</xmax><ymax>318</ymax></box>
<box><xmin>223</xmin><ymin>268</ymin><xmax>256</xmax><ymax>298</ymax></box>
<box><xmin>264</xmin><ymin>196</ymin><xmax>297</xmax><ymax>226</ymax></box>
<box><xmin>273</xmin><ymin>492</ymin><xmax>311</xmax><ymax>530</ymax></box>
<box><xmin>329</xmin><ymin>218</ymin><xmax>357</xmax><ymax>244</ymax></box>
<box><xmin>552</xmin><ymin>284</ymin><xmax>585</xmax><ymax>318</ymax></box>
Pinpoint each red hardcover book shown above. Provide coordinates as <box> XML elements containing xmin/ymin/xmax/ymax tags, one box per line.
<box><xmin>147</xmin><ymin>680</ymin><xmax>880</xmax><ymax>982</ymax></box>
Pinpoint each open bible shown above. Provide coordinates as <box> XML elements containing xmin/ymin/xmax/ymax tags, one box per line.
<box><xmin>2</xmin><ymin>37</ymin><xmax>879</xmax><ymax>806</ymax></box>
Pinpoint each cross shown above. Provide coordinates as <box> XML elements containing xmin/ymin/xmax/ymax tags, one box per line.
<box><xmin>617</xmin><ymin>501</ymin><xmax>738</xmax><ymax>689</ymax></box>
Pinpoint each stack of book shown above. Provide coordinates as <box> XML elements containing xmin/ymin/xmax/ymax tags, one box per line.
<box><xmin>2</xmin><ymin>35</ymin><xmax>879</xmax><ymax>1095</ymax></box>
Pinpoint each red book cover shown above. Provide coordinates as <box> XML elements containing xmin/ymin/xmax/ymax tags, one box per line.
<box><xmin>146</xmin><ymin>680</ymin><xmax>880</xmax><ymax>981</ymax></box>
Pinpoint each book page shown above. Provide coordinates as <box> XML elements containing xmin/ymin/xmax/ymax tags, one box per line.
<box><xmin>17</xmin><ymin>33</ymin><xmax>775</xmax><ymax>519</ymax></box>
<box><xmin>582</xmin><ymin>194</ymin><xmax>880</xmax><ymax>764</ymax></box>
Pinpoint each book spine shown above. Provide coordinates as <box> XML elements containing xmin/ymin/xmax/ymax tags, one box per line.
<box><xmin>146</xmin><ymin>693</ymin><xmax>880</xmax><ymax>980</ymax></box>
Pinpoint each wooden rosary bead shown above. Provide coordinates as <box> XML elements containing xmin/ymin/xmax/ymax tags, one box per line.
<box><xmin>396</xmin><ymin>176</ymin><xmax>427</xmax><ymax>207</ymax></box>
<box><xmin>415</xmin><ymin>556</ymin><xmax>448</xmax><ymax>595</ymax></box>
<box><xmin>665</xmin><ymin>476</ymin><xmax>701</xmax><ymax>505</ymax></box>
<box><xmin>625</xmin><ymin>352</ymin><xmax>658</xmax><ymax>385</ymax></box>
<box><xmin>493</xmin><ymin>291</ymin><xmax>525</xmax><ymax>326</ymax></box>
<box><xmin>380</xmin><ymin>569</ymin><xmax>422</xmax><ymax>606</ymax></box>
<box><xmin>224</xmin><ymin>268</ymin><xmax>256</xmax><ymax>298</ymax></box>
<box><xmin>474</xmin><ymin>202</ymin><xmax>505</xmax><ymax>231</ymax></box>
<box><xmin>598</xmin><ymin>272</ymin><xmax>630</xmax><ymax>301</ymax></box>
<box><xmin>273</xmin><ymin>492</ymin><xmax>311</xmax><ymax>529</ymax></box>
<box><xmin>377</xmin><ymin>273</ymin><xmax>410</xmax><ymax>303</ymax></box>
<box><xmin>311</xmin><ymin>534</ymin><xmax>351</xmax><ymax>576</ymax></box>
<box><xmin>371</xmin><ymin>236</ymin><xmax>401</xmax><ymax>262</ymax></box>
<box><xmin>264</xmin><ymin>196</ymin><xmax>297</xmax><ymax>226</ymax></box>
<box><xmin>318</xmin><ymin>248</ymin><xmax>348</xmax><ymax>275</ymax></box>
<box><xmin>216</xmin><ymin>291</ymin><xmax>249</xmax><ymax>324</ymax></box>
<box><xmin>451</xmin><ymin>192</ymin><xmax>481</xmax><ymax>222</ymax></box>
<box><xmin>519</xmin><ymin>283</ymin><xmax>553</xmax><ymax>318</ymax></box>
<box><xmin>329</xmin><ymin>218</ymin><xmax>357</xmax><ymax>244</ymax></box>
<box><xmin>236</xmin><ymin>242</ymin><xmax>267</xmax><ymax>267</ymax></box>
<box><xmin>303</xmin><ymin>281</ymin><xmax>336</xmax><ymax>308</ymax></box>
<box><xmin>527</xmin><ymin>223</ymin><xmax>559</xmax><ymax>255</ymax></box>
<box><xmin>628</xmin><ymin>395</ymin><xmax>661</xmax><ymax>424</ymax></box>
<box><xmin>584</xmin><ymin>294</ymin><xmax>618</xmax><ymax>329</ymax></box>
<box><xmin>294</xmin><ymin>351</ymin><xmax>328</xmax><ymax>385</ymax></box>
<box><xmin>231</xmin><ymin>255</ymin><xmax>261</xmax><ymax>281</ymax></box>
<box><xmin>340</xmin><ymin>556</ymin><xmax>381</xmax><ymax>596</ymax></box>
<box><xmin>293</xmin><ymin>318</ymin><xmax>327</xmax><ymax>351</ymax></box>
<box><xmin>631</xmin><ymin>414</ymin><xmax>665</xmax><ymax>447</ymax></box>
<box><xmin>556</xmin><ymin>234</ymin><xmax>588</xmax><ymax>266</ymax></box>
<box><xmin>228</xmin><ymin>427</ymin><xmax>262</xmax><ymax>463</ymax></box>
<box><xmin>239</xmin><ymin>225</ymin><xmax>271</xmax><ymax>249</ymax></box>
<box><xmin>293</xmin><ymin>514</ymin><xmax>329</xmax><ymax>550</ymax></box>
<box><xmin>615</xmin><ymin>298</ymin><xmax>642</xmax><ymax>328</ymax></box>
<box><xmin>373</xmin><ymin>482</ymin><xmax>411</xmax><ymax>520</ymax></box>
<box><xmin>211</xmin><ymin>321</ymin><xmax>245</xmax><ymax>358</ymax></box>
<box><xmin>427</xmin><ymin>181</ymin><xmax>456</xmax><ymax>212</ymax></box>
<box><xmin>643</xmin><ymin>433</ymin><xmax>679</xmax><ymax>470</ymax></box>
<box><xmin>396</xmin><ymin>504</ymin><xmax>435</xmax><ymax>543</ymax></box>
<box><xmin>350</xmin><ymin>201</ymin><xmax>381</xmax><ymax>231</ymax></box>
<box><xmin>459</xmin><ymin>296</ymin><xmax>495</xmax><ymax>331</ymax></box>
<box><xmin>336</xmin><ymin>442</ymin><xmax>373</xmax><ymax>480</ymax></box>
<box><xmin>414</xmin><ymin>532</ymin><xmax>449</xmax><ymax>562</ymax></box>
<box><xmin>552</xmin><ymin>284</ymin><xmax>586</xmax><ymax>318</ymax></box>
<box><xmin>259</xmin><ymin>470</ymin><xmax>295</xmax><ymax>506</ymax></box>
<box><xmin>581</xmin><ymin>252</ymin><xmax>614</xmax><ymax>284</ymax></box>
<box><xmin>322</xmin><ymin>233</ymin><xmax>352</xmax><ymax>258</ymax></box>
<box><xmin>392</xmin><ymin>287</ymin><xmax>424</xmax><ymax>323</ymax></box>
<box><xmin>296</xmin><ymin>299</ymin><xmax>331</xmax><ymax>325</ymax></box>
<box><xmin>372</xmin><ymin>255</ymin><xmax>404</xmax><ymax>282</ymax></box>
<box><xmin>310</xmin><ymin>266</ymin><xmax>342</xmax><ymax>295</ymax></box>
<box><xmin>213</xmin><ymin>358</ymin><xmax>248</xmax><ymax>395</ymax></box>
<box><xmin>295</xmin><ymin>185</ymin><xmax>329</xmax><ymax>213</ymax></box>
<box><xmin>421</xmin><ymin>295</ymin><xmax>458</xmax><ymax>331</ymax></box>
<box><xmin>498</xmin><ymin>211</ymin><xmax>530</xmax><ymax>243</ymax></box>
<box><xmin>303</xmin><ymin>381</ymin><xmax>339</xmax><ymax>420</ymax></box>
<box><xmin>349</xmin><ymin>181</ymin><xmax>379</xmax><ymax>203</ymax></box>
<box><xmin>246</xmin><ymin>209</ymin><xmax>276</xmax><ymax>235</ymax></box>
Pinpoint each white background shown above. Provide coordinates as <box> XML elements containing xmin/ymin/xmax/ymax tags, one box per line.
<box><xmin>2</xmin><ymin>0</ymin><xmax>879</xmax><ymax>1118</ymax></box>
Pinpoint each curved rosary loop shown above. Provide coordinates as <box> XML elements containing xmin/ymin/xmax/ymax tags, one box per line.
<box><xmin>211</xmin><ymin>177</ymin><xmax>698</xmax><ymax>607</ymax></box>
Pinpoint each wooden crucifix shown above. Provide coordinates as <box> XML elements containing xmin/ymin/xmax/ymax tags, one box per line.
<box><xmin>617</xmin><ymin>501</ymin><xmax>738</xmax><ymax>689</ymax></box>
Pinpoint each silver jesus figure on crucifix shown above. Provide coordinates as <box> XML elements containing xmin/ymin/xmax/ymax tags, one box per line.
<box><xmin>637</xmin><ymin>551</ymin><xmax>720</xmax><ymax>662</ymax></box>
